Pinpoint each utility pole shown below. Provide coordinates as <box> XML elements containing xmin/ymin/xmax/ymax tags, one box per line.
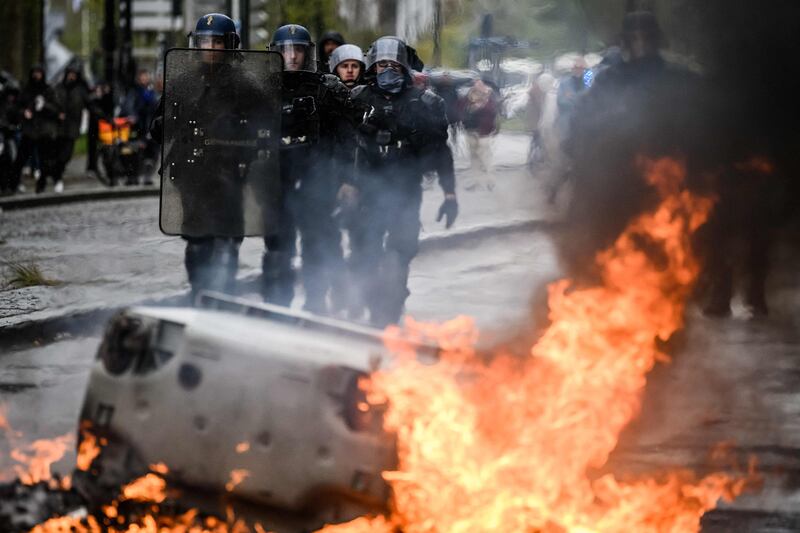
<box><xmin>120</xmin><ymin>0</ymin><xmax>135</xmax><ymax>88</ymax></box>
<box><xmin>103</xmin><ymin>0</ymin><xmax>116</xmax><ymax>94</ymax></box>
<box><xmin>170</xmin><ymin>0</ymin><xmax>181</xmax><ymax>47</ymax></box>
<box><xmin>432</xmin><ymin>0</ymin><xmax>442</xmax><ymax>66</ymax></box>
<box><xmin>239</xmin><ymin>0</ymin><xmax>250</xmax><ymax>49</ymax></box>
<box><xmin>40</xmin><ymin>0</ymin><xmax>47</xmax><ymax>65</ymax></box>
<box><xmin>0</xmin><ymin>0</ymin><xmax>44</xmax><ymax>80</ymax></box>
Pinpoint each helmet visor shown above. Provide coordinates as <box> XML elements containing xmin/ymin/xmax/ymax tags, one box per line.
<box><xmin>365</xmin><ymin>38</ymin><xmax>409</xmax><ymax>72</ymax></box>
<box><xmin>271</xmin><ymin>42</ymin><xmax>317</xmax><ymax>72</ymax></box>
<box><xmin>189</xmin><ymin>30</ymin><xmax>238</xmax><ymax>50</ymax></box>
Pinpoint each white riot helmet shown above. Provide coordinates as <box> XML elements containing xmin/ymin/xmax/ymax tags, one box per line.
<box><xmin>328</xmin><ymin>44</ymin><xmax>365</xmax><ymax>73</ymax></box>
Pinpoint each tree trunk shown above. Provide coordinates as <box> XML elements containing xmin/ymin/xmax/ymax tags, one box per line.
<box><xmin>0</xmin><ymin>0</ymin><xmax>44</xmax><ymax>81</ymax></box>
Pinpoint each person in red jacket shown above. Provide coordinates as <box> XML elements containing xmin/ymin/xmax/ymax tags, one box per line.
<box><xmin>462</xmin><ymin>77</ymin><xmax>499</xmax><ymax>190</ymax></box>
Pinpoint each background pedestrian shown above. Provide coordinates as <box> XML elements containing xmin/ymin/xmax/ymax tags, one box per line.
<box><xmin>51</xmin><ymin>62</ymin><xmax>90</xmax><ymax>193</ymax></box>
<box><xmin>462</xmin><ymin>77</ymin><xmax>500</xmax><ymax>190</ymax></box>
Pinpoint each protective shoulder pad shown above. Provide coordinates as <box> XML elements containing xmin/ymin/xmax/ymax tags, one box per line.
<box><xmin>349</xmin><ymin>84</ymin><xmax>370</xmax><ymax>101</ymax></box>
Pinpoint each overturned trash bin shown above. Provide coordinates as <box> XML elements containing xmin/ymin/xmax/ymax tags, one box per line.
<box><xmin>72</xmin><ymin>292</ymin><xmax>427</xmax><ymax>528</ymax></box>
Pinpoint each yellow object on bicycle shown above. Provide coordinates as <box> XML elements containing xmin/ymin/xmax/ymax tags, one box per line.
<box><xmin>98</xmin><ymin>118</ymin><xmax>132</xmax><ymax>145</ymax></box>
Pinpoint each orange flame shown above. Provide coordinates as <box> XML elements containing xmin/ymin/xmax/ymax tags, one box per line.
<box><xmin>76</xmin><ymin>422</ymin><xmax>101</xmax><ymax>472</ymax></box>
<box><xmin>30</xmin><ymin>467</ymin><xmax>270</xmax><ymax>532</ymax></box>
<box><xmin>29</xmin><ymin>515</ymin><xmax>102</xmax><ymax>533</ymax></box>
<box><xmin>150</xmin><ymin>462</ymin><xmax>170</xmax><ymax>475</ymax></box>
<box><xmin>10</xmin><ymin>434</ymin><xmax>73</xmax><ymax>485</ymax></box>
<box><xmin>236</xmin><ymin>441</ymin><xmax>251</xmax><ymax>453</ymax></box>
<box><xmin>120</xmin><ymin>472</ymin><xmax>167</xmax><ymax>503</ymax></box>
<box><xmin>319</xmin><ymin>159</ymin><xmax>750</xmax><ymax>532</ymax></box>
<box><xmin>2</xmin><ymin>404</ymin><xmax>73</xmax><ymax>485</ymax></box>
<box><xmin>226</xmin><ymin>468</ymin><xmax>251</xmax><ymax>492</ymax></box>
<box><xmin>0</xmin><ymin>408</ymin><xmax>13</xmax><ymax>433</ymax></box>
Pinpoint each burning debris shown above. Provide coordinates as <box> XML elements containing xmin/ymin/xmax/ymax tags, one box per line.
<box><xmin>0</xmin><ymin>480</ymin><xmax>85</xmax><ymax>532</ymax></box>
<box><xmin>318</xmin><ymin>158</ymin><xmax>755</xmax><ymax>532</ymax></box>
<box><xmin>0</xmin><ymin>159</ymin><xmax>759</xmax><ymax>531</ymax></box>
<box><xmin>1</xmin><ymin>459</ymin><xmax>263</xmax><ymax>532</ymax></box>
<box><xmin>1</xmin><ymin>408</ymin><xmax>73</xmax><ymax>488</ymax></box>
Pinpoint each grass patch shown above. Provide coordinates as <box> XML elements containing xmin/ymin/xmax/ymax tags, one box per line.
<box><xmin>72</xmin><ymin>134</ymin><xmax>88</xmax><ymax>157</ymax></box>
<box><xmin>3</xmin><ymin>262</ymin><xmax>62</xmax><ymax>289</ymax></box>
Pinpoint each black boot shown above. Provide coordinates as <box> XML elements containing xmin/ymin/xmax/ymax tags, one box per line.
<box><xmin>261</xmin><ymin>251</ymin><xmax>295</xmax><ymax>307</ymax></box>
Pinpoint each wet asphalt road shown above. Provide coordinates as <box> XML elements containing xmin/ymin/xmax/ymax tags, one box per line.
<box><xmin>0</xmin><ymin>228</ymin><xmax>561</xmax><ymax>471</ymax></box>
<box><xmin>2</xmin><ymin>227</ymin><xmax>800</xmax><ymax>529</ymax></box>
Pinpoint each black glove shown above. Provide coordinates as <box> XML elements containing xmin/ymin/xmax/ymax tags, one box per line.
<box><xmin>285</xmin><ymin>96</ymin><xmax>316</xmax><ymax>118</ymax></box>
<box><xmin>436</xmin><ymin>195</ymin><xmax>458</xmax><ymax>229</ymax></box>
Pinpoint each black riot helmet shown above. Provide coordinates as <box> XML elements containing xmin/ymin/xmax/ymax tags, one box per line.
<box><xmin>269</xmin><ymin>24</ymin><xmax>317</xmax><ymax>72</ymax></box>
<box><xmin>364</xmin><ymin>36</ymin><xmax>424</xmax><ymax>77</ymax></box>
<box><xmin>189</xmin><ymin>13</ymin><xmax>241</xmax><ymax>50</ymax></box>
<box><xmin>365</xmin><ymin>36</ymin><xmax>411</xmax><ymax>74</ymax></box>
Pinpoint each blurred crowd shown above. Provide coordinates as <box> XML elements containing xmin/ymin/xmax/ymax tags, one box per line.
<box><xmin>0</xmin><ymin>55</ymin><xmax>508</xmax><ymax>198</ymax></box>
<box><xmin>521</xmin><ymin>10</ymin><xmax>798</xmax><ymax>320</ymax></box>
<box><xmin>4</xmin><ymin>6</ymin><xmax>796</xmax><ymax>321</ymax></box>
<box><xmin>0</xmin><ymin>63</ymin><xmax>160</xmax><ymax>195</ymax></box>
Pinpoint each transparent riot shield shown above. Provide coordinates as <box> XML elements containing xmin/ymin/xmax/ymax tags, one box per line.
<box><xmin>159</xmin><ymin>49</ymin><xmax>283</xmax><ymax>237</ymax></box>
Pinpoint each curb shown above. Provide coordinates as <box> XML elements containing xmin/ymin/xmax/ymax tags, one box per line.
<box><xmin>0</xmin><ymin>217</ymin><xmax>557</xmax><ymax>350</ymax></box>
<box><xmin>418</xmin><ymin>218</ymin><xmax>556</xmax><ymax>253</ymax></box>
<box><xmin>0</xmin><ymin>186</ymin><xmax>159</xmax><ymax>211</ymax></box>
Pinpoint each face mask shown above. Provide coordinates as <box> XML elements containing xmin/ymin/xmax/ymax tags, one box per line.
<box><xmin>376</xmin><ymin>69</ymin><xmax>405</xmax><ymax>94</ymax></box>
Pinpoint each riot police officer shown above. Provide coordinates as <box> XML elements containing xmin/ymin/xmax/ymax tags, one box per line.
<box><xmin>349</xmin><ymin>36</ymin><xmax>458</xmax><ymax>327</ymax></box>
<box><xmin>152</xmin><ymin>14</ymin><xmax>271</xmax><ymax>302</ymax></box>
<box><xmin>262</xmin><ymin>24</ymin><xmax>354</xmax><ymax>313</ymax></box>
<box><xmin>328</xmin><ymin>44</ymin><xmax>365</xmax><ymax>89</ymax></box>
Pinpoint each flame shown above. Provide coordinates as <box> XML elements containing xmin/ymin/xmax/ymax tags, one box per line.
<box><xmin>76</xmin><ymin>422</ymin><xmax>101</xmax><ymax>472</ymax></box>
<box><xmin>226</xmin><ymin>468</ymin><xmax>251</xmax><ymax>492</ymax></box>
<box><xmin>236</xmin><ymin>441</ymin><xmax>251</xmax><ymax>453</ymax></box>
<box><xmin>10</xmin><ymin>434</ymin><xmax>73</xmax><ymax>485</ymax></box>
<box><xmin>150</xmin><ymin>462</ymin><xmax>170</xmax><ymax>475</ymax></box>
<box><xmin>30</xmin><ymin>516</ymin><xmax>102</xmax><ymax>533</ymax></box>
<box><xmin>0</xmin><ymin>408</ymin><xmax>13</xmax><ymax>432</ymax></box>
<box><xmin>30</xmin><ymin>468</ymin><xmax>270</xmax><ymax>532</ymax></box>
<box><xmin>14</xmin><ymin>421</ymin><xmax>262</xmax><ymax>531</ymax></box>
<box><xmin>319</xmin><ymin>159</ymin><xmax>751</xmax><ymax>532</ymax></box>
<box><xmin>120</xmin><ymin>472</ymin><xmax>167</xmax><ymax>503</ymax></box>
<box><xmin>2</xmin><ymin>404</ymin><xmax>73</xmax><ymax>484</ymax></box>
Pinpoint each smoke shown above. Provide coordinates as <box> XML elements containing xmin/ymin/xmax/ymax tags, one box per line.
<box><xmin>555</xmin><ymin>2</ymin><xmax>800</xmax><ymax>309</ymax></box>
